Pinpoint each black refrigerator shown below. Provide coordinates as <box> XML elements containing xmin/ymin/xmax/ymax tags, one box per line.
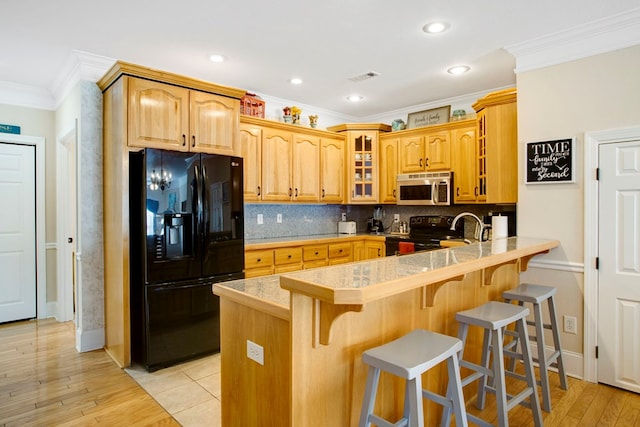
<box><xmin>129</xmin><ymin>148</ymin><xmax>244</xmax><ymax>372</ymax></box>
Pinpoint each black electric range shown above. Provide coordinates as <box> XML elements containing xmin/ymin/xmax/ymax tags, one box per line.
<box><xmin>385</xmin><ymin>215</ymin><xmax>464</xmax><ymax>256</ymax></box>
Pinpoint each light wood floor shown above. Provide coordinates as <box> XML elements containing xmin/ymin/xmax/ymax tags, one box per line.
<box><xmin>0</xmin><ymin>318</ymin><xmax>178</xmax><ymax>426</ymax></box>
<box><xmin>1</xmin><ymin>318</ymin><xmax>639</xmax><ymax>426</ymax></box>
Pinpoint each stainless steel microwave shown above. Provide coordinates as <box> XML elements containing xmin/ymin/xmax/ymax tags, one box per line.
<box><xmin>396</xmin><ymin>171</ymin><xmax>453</xmax><ymax>205</ymax></box>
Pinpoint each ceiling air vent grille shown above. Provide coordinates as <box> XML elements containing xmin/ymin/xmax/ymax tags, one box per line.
<box><xmin>348</xmin><ymin>71</ymin><xmax>380</xmax><ymax>82</ymax></box>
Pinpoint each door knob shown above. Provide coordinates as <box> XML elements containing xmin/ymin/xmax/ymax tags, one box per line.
<box><xmin>68</xmin><ymin>237</ymin><xmax>73</xmax><ymax>243</ymax></box>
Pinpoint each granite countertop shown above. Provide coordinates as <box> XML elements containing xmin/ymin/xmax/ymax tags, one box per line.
<box><xmin>214</xmin><ymin>237</ymin><xmax>559</xmax><ymax>311</ymax></box>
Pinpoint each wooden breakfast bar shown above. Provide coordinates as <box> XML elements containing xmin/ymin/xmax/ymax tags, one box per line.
<box><xmin>213</xmin><ymin>237</ymin><xmax>559</xmax><ymax>426</ymax></box>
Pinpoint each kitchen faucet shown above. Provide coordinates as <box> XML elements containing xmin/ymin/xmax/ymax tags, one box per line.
<box><xmin>450</xmin><ymin>212</ymin><xmax>486</xmax><ymax>242</ymax></box>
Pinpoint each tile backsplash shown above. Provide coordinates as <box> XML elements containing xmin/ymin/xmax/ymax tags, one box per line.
<box><xmin>244</xmin><ymin>204</ymin><xmax>515</xmax><ymax>241</ymax></box>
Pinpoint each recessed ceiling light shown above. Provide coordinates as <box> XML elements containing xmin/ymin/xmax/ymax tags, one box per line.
<box><xmin>346</xmin><ymin>95</ymin><xmax>363</xmax><ymax>102</ymax></box>
<box><xmin>423</xmin><ymin>21</ymin><xmax>449</xmax><ymax>34</ymax></box>
<box><xmin>447</xmin><ymin>65</ymin><xmax>470</xmax><ymax>75</ymax></box>
<box><xmin>290</xmin><ymin>77</ymin><xmax>303</xmax><ymax>85</ymax></box>
<box><xmin>209</xmin><ymin>54</ymin><xmax>226</xmax><ymax>63</ymax></box>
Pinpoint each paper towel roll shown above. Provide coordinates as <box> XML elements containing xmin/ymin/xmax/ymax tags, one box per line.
<box><xmin>492</xmin><ymin>216</ymin><xmax>508</xmax><ymax>239</ymax></box>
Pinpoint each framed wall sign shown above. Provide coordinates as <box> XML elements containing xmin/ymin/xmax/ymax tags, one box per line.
<box><xmin>525</xmin><ymin>138</ymin><xmax>575</xmax><ymax>184</ymax></box>
<box><xmin>407</xmin><ymin>105</ymin><xmax>450</xmax><ymax>129</ymax></box>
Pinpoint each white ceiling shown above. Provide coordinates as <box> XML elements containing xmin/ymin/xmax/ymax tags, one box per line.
<box><xmin>1</xmin><ymin>0</ymin><xmax>639</xmax><ymax>117</ymax></box>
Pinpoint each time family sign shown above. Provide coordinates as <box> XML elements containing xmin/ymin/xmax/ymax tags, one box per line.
<box><xmin>525</xmin><ymin>138</ymin><xmax>574</xmax><ymax>184</ymax></box>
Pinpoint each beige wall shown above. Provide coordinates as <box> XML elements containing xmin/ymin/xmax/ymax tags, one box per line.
<box><xmin>516</xmin><ymin>44</ymin><xmax>640</xmax><ymax>356</ymax></box>
<box><xmin>0</xmin><ymin>104</ymin><xmax>57</xmax><ymax>303</ymax></box>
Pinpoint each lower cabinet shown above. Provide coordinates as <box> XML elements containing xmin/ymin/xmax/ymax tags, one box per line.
<box><xmin>244</xmin><ymin>237</ymin><xmax>384</xmax><ymax>278</ymax></box>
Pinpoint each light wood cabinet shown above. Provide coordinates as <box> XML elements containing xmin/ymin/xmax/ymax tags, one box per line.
<box><xmin>261</xmin><ymin>127</ymin><xmax>293</xmax><ymax>202</ymax></box>
<box><xmin>274</xmin><ymin>247</ymin><xmax>303</xmax><ymax>273</ymax></box>
<box><xmin>472</xmin><ymin>88</ymin><xmax>518</xmax><ymax>204</ymax></box>
<box><xmin>244</xmin><ymin>249</ymin><xmax>275</xmax><ymax>278</ymax></box>
<box><xmin>244</xmin><ymin>236</ymin><xmax>385</xmax><ymax>278</ymax></box>
<box><xmin>451</xmin><ymin>125</ymin><xmax>477</xmax><ymax>203</ymax></box>
<box><xmin>239</xmin><ymin>123</ymin><xmax>262</xmax><ymax>202</ymax></box>
<box><xmin>364</xmin><ymin>240</ymin><xmax>385</xmax><ymax>259</ymax></box>
<box><xmin>320</xmin><ymin>138</ymin><xmax>345</xmax><ymax>203</ymax></box>
<box><xmin>292</xmin><ymin>134</ymin><xmax>321</xmax><ymax>202</ymax></box>
<box><xmin>399</xmin><ymin>132</ymin><xmax>450</xmax><ymax>173</ymax></box>
<box><xmin>327</xmin><ymin>123</ymin><xmax>391</xmax><ymax>204</ymax></box>
<box><xmin>378</xmin><ymin>137</ymin><xmax>398</xmax><ymax>204</ymax></box>
<box><xmin>128</xmin><ymin>78</ymin><xmax>239</xmax><ymax>155</ymax></box>
<box><xmin>328</xmin><ymin>242</ymin><xmax>352</xmax><ymax>265</ymax></box>
<box><xmin>240</xmin><ymin>117</ymin><xmax>346</xmax><ymax>204</ymax></box>
<box><xmin>98</xmin><ymin>61</ymin><xmax>246</xmax><ymax>367</ymax></box>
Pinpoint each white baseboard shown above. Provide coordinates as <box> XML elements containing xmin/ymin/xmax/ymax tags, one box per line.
<box><xmin>76</xmin><ymin>327</ymin><xmax>105</xmax><ymax>353</ymax></box>
<box><xmin>530</xmin><ymin>342</ymin><xmax>584</xmax><ymax>380</ymax></box>
<box><xmin>45</xmin><ymin>301</ymin><xmax>57</xmax><ymax>319</ymax></box>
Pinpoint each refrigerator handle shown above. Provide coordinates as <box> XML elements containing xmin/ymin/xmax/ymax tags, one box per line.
<box><xmin>193</xmin><ymin>165</ymin><xmax>202</xmax><ymax>230</ymax></box>
<box><xmin>201</xmin><ymin>165</ymin><xmax>209</xmax><ymax>236</ymax></box>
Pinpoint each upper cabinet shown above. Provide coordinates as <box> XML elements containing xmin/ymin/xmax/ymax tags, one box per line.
<box><xmin>320</xmin><ymin>137</ymin><xmax>345</xmax><ymax>203</ymax></box>
<box><xmin>451</xmin><ymin>125</ymin><xmax>477</xmax><ymax>203</ymax></box>
<box><xmin>126</xmin><ymin>73</ymin><xmax>240</xmax><ymax>155</ymax></box>
<box><xmin>472</xmin><ymin>88</ymin><xmax>518</xmax><ymax>204</ymax></box>
<box><xmin>240</xmin><ymin>116</ymin><xmax>345</xmax><ymax>204</ymax></box>
<box><xmin>398</xmin><ymin>132</ymin><xmax>450</xmax><ymax>173</ymax></box>
<box><xmin>378</xmin><ymin>136</ymin><xmax>398</xmax><ymax>204</ymax></box>
<box><xmin>327</xmin><ymin>123</ymin><xmax>391</xmax><ymax>204</ymax></box>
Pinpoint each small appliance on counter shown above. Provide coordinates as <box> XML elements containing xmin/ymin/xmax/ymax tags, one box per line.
<box><xmin>338</xmin><ymin>221</ymin><xmax>357</xmax><ymax>234</ymax></box>
<box><xmin>367</xmin><ymin>206</ymin><xmax>385</xmax><ymax>234</ymax></box>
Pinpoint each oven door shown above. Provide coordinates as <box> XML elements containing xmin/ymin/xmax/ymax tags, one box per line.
<box><xmin>385</xmin><ymin>237</ymin><xmax>441</xmax><ymax>256</ymax></box>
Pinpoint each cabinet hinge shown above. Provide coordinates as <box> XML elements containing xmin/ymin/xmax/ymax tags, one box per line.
<box><xmin>595</xmin><ymin>257</ymin><xmax>599</xmax><ymax>270</ymax></box>
<box><xmin>596</xmin><ymin>346</ymin><xmax>599</xmax><ymax>359</ymax></box>
<box><xmin>596</xmin><ymin>168</ymin><xmax>600</xmax><ymax>180</ymax></box>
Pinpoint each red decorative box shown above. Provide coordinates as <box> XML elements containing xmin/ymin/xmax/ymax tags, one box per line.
<box><xmin>240</xmin><ymin>93</ymin><xmax>265</xmax><ymax>118</ymax></box>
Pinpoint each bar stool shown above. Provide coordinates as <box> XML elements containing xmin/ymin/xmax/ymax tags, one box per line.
<box><xmin>503</xmin><ymin>284</ymin><xmax>568</xmax><ymax>412</ymax></box>
<box><xmin>359</xmin><ymin>329</ymin><xmax>468</xmax><ymax>427</ymax></box>
<box><xmin>443</xmin><ymin>301</ymin><xmax>543</xmax><ymax>427</ymax></box>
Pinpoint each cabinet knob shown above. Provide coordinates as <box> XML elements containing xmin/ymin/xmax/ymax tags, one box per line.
<box><xmin>456</xmin><ymin>187</ymin><xmax>460</xmax><ymax>197</ymax></box>
<box><xmin>419</xmin><ymin>158</ymin><xmax>423</xmax><ymax>168</ymax></box>
<box><xmin>315</xmin><ymin>251</ymin><xmax>319</xmax><ymax>255</ymax></box>
<box><xmin>289</xmin><ymin>188</ymin><xmax>292</xmax><ymax>197</ymax></box>
<box><xmin>474</xmin><ymin>186</ymin><xmax>478</xmax><ymax>196</ymax></box>
<box><xmin>393</xmin><ymin>189</ymin><xmax>396</xmax><ymax>197</ymax></box>
<box><xmin>322</xmin><ymin>189</ymin><xmax>325</xmax><ymax>198</ymax></box>
<box><xmin>425</xmin><ymin>157</ymin><xmax>429</xmax><ymax>168</ymax></box>
<box><xmin>295</xmin><ymin>188</ymin><xmax>298</xmax><ymax>197</ymax></box>
<box><xmin>182</xmin><ymin>134</ymin><xmax>186</xmax><ymax>146</ymax></box>
<box><xmin>257</xmin><ymin>258</ymin><xmax>261</xmax><ymax>262</ymax></box>
<box><xmin>192</xmin><ymin>135</ymin><xmax>196</xmax><ymax>147</ymax></box>
<box><xmin>257</xmin><ymin>186</ymin><xmax>261</xmax><ymax>196</ymax></box>
<box><xmin>288</xmin><ymin>254</ymin><xmax>292</xmax><ymax>258</ymax></box>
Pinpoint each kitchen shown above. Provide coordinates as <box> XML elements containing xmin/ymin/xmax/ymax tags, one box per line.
<box><xmin>0</xmin><ymin>2</ymin><xmax>639</xmax><ymax>425</ymax></box>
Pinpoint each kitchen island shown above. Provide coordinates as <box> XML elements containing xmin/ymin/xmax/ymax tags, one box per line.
<box><xmin>213</xmin><ymin>237</ymin><xmax>559</xmax><ymax>426</ymax></box>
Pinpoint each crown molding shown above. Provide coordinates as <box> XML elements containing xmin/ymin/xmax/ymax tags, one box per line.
<box><xmin>51</xmin><ymin>50</ymin><xmax>115</xmax><ymax>109</ymax></box>
<box><xmin>505</xmin><ymin>7</ymin><xmax>640</xmax><ymax>73</ymax></box>
<box><xmin>0</xmin><ymin>50</ymin><xmax>114</xmax><ymax>111</ymax></box>
<box><xmin>0</xmin><ymin>81</ymin><xmax>55</xmax><ymax>110</ymax></box>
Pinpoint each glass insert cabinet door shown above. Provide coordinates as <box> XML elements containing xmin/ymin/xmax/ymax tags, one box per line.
<box><xmin>350</xmin><ymin>132</ymin><xmax>378</xmax><ymax>202</ymax></box>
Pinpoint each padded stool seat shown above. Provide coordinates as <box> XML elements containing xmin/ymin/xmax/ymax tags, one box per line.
<box><xmin>444</xmin><ymin>301</ymin><xmax>543</xmax><ymax>427</ymax></box>
<box><xmin>503</xmin><ymin>284</ymin><xmax>568</xmax><ymax>412</ymax></box>
<box><xmin>359</xmin><ymin>329</ymin><xmax>468</xmax><ymax>427</ymax></box>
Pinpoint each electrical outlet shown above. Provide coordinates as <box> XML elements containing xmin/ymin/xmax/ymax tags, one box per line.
<box><xmin>564</xmin><ymin>315</ymin><xmax>577</xmax><ymax>334</ymax></box>
<box><xmin>341</xmin><ymin>212</ymin><xmax>347</xmax><ymax>221</ymax></box>
<box><xmin>394</xmin><ymin>214</ymin><xmax>400</xmax><ymax>222</ymax></box>
<box><xmin>277</xmin><ymin>213</ymin><xmax>282</xmax><ymax>223</ymax></box>
<box><xmin>257</xmin><ymin>214</ymin><xmax>263</xmax><ymax>225</ymax></box>
<box><xmin>247</xmin><ymin>340</ymin><xmax>264</xmax><ymax>365</ymax></box>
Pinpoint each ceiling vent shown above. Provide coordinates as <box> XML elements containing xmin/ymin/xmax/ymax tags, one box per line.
<box><xmin>348</xmin><ymin>71</ymin><xmax>380</xmax><ymax>82</ymax></box>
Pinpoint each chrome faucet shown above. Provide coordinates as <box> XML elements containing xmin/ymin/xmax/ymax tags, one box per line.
<box><xmin>450</xmin><ymin>212</ymin><xmax>486</xmax><ymax>242</ymax></box>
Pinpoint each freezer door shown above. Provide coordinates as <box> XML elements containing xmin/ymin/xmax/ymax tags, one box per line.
<box><xmin>143</xmin><ymin>280</ymin><xmax>220</xmax><ymax>371</ymax></box>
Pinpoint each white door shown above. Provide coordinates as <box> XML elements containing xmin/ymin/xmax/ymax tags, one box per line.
<box><xmin>0</xmin><ymin>142</ymin><xmax>37</xmax><ymax>323</ymax></box>
<box><xmin>598</xmin><ymin>140</ymin><xmax>640</xmax><ymax>392</ymax></box>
